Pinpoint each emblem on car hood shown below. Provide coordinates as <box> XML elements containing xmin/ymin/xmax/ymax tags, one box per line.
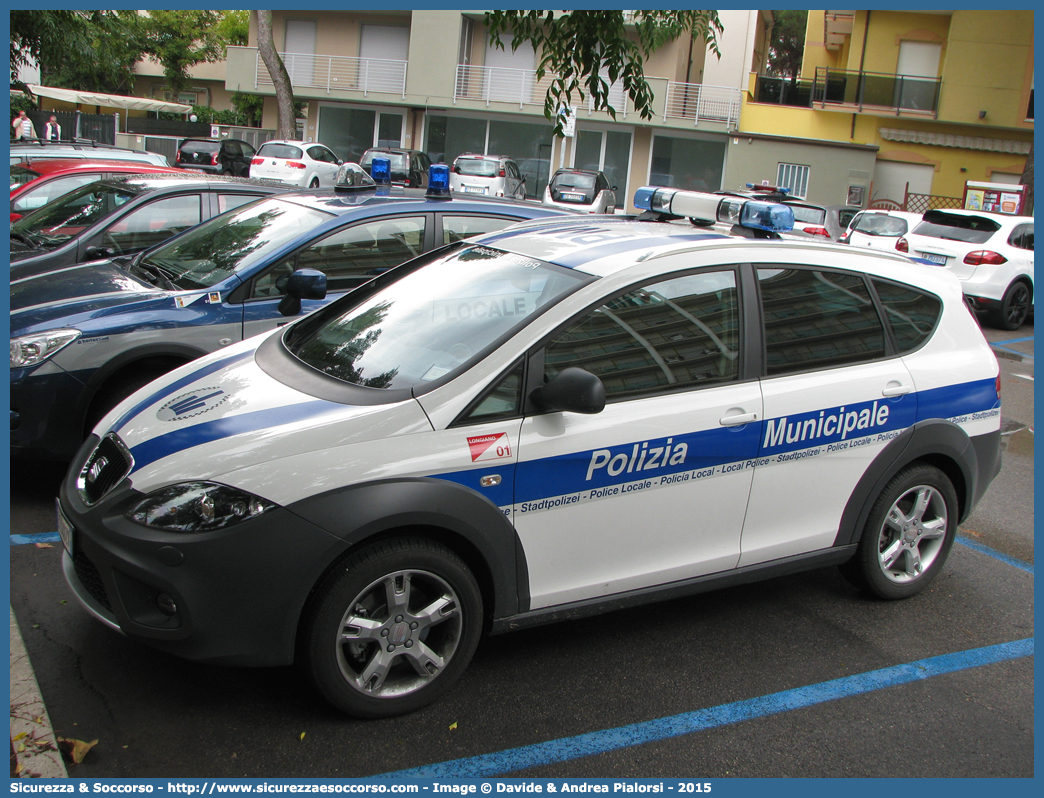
<box><xmin>157</xmin><ymin>388</ymin><xmax>228</xmax><ymax>422</ymax></box>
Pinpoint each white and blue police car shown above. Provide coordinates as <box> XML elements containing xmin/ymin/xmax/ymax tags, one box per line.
<box><xmin>57</xmin><ymin>186</ymin><xmax>1002</xmax><ymax>718</ymax></box>
<box><xmin>11</xmin><ymin>162</ymin><xmax>576</xmax><ymax>461</ymax></box>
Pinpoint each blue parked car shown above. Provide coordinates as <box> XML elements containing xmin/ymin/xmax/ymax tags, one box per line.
<box><xmin>11</xmin><ymin>165</ymin><xmax>576</xmax><ymax>460</ymax></box>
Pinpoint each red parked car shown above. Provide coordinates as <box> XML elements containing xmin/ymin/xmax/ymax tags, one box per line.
<box><xmin>9</xmin><ymin>159</ymin><xmax>185</xmax><ymax>222</ymax></box>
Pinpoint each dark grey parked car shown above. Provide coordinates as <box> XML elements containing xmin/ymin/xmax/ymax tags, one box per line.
<box><xmin>176</xmin><ymin>138</ymin><xmax>256</xmax><ymax>176</ymax></box>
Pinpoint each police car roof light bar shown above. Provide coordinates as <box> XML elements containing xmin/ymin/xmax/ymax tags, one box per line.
<box><xmin>633</xmin><ymin>186</ymin><xmax>795</xmax><ymax>233</ymax></box>
<box><xmin>426</xmin><ymin>163</ymin><xmax>451</xmax><ymax>198</ymax></box>
<box><xmin>370</xmin><ymin>156</ymin><xmax>392</xmax><ymax>185</ymax></box>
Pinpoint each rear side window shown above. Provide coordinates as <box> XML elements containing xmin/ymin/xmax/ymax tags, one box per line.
<box><xmin>757</xmin><ymin>266</ymin><xmax>885</xmax><ymax>377</ymax></box>
<box><xmin>871</xmin><ymin>279</ymin><xmax>942</xmax><ymax>354</ymax></box>
<box><xmin>912</xmin><ymin>211</ymin><xmax>1000</xmax><ymax>244</ymax></box>
<box><xmin>257</xmin><ymin>143</ymin><xmax>304</xmax><ymax>159</ymax></box>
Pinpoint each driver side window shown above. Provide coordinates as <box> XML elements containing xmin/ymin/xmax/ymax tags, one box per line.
<box><xmin>295</xmin><ymin>216</ymin><xmax>427</xmax><ymax>292</ymax></box>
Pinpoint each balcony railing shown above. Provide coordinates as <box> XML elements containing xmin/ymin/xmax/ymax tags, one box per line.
<box><xmin>812</xmin><ymin>66</ymin><xmax>940</xmax><ymax>116</ymax></box>
<box><xmin>754</xmin><ymin>75</ymin><xmax>814</xmax><ymax>108</ymax></box>
<box><xmin>664</xmin><ymin>82</ymin><xmax>742</xmax><ymax>129</ymax></box>
<box><xmin>453</xmin><ymin>64</ymin><xmax>629</xmax><ymax>117</ymax></box>
<box><xmin>254</xmin><ymin>51</ymin><xmax>407</xmax><ymax>97</ymax></box>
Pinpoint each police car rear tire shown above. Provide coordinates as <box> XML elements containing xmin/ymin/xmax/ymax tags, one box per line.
<box><xmin>302</xmin><ymin>537</ymin><xmax>482</xmax><ymax>718</ymax></box>
<box><xmin>843</xmin><ymin>464</ymin><xmax>958</xmax><ymax>600</ymax></box>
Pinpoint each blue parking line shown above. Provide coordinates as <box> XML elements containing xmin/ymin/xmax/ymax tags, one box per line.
<box><xmin>958</xmin><ymin>535</ymin><xmax>1034</xmax><ymax>575</ymax></box>
<box><xmin>993</xmin><ymin>335</ymin><xmax>1034</xmax><ymax>345</ymax></box>
<box><xmin>991</xmin><ymin>344</ymin><xmax>1034</xmax><ymax>360</ymax></box>
<box><xmin>378</xmin><ymin>638</ymin><xmax>1034</xmax><ymax>778</ymax></box>
<box><xmin>10</xmin><ymin>531</ymin><xmax>62</xmax><ymax>546</ymax></box>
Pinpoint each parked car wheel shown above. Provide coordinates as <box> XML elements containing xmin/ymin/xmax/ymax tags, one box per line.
<box><xmin>302</xmin><ymin>538</ymin><xmax>483</xmax><ymax>718</ymax></box>
<box><xmin>841</xmin><ymin>464</ymin><xmax>958</xmax><ymax>600</ymax></box>
<box><xmin>993</xmin><ymin>280</ymin><xmax>1031</xmax><ymax>331</ymax></box>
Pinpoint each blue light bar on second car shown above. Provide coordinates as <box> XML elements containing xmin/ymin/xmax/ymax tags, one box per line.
<box><xmin>426</xmin><ymin>163</ymin><xmax>451</xmax><ymax>198</ymax></box>
<box><xmin>633</xmin><ymin>186</ymin><xmax>794</xmax><ymax>233</ymax></box>
<box><xmin>371</xmin><ymin>157</ymin><xmax>392</xmax><ymax>185</ymax></box>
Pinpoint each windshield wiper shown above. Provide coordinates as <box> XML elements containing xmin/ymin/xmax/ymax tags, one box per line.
<box><xmin>10</xmin><ymin>231</ymin><xmax>39</xmax><ymax>249</ymax></box>
<box><xmin>132</xmin><ymin>260</ymin><xmax>177</xmax><ymax>290</ymax></box>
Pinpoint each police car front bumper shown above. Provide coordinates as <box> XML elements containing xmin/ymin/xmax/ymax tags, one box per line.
<box><xmin>58</xmin><ymin>447</ymin><xmax>349</xmax><ymax>666</ymax></box>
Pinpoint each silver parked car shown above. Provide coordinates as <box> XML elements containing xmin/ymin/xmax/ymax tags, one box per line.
<box><xmin>542</xmin><ymin>168</ymin><xmax>617</xmax><ymax>214</ymax></box>
<box><xmin>449</xmin><ymin>153</ymin><xmax>527</xmax><ymax>199</ymax></box>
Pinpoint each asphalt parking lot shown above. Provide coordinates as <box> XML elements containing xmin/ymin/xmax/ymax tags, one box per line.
<box><xmin>9</xmin><ymin>323</ymin><xmax>1033</xmax><ymax>779</ymax></box>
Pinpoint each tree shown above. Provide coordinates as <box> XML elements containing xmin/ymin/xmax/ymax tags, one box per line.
<box><xmin>140</xmin><ymin>10</ymin><xmax>226</xmax><ymax>97</ymax></box>
<box><xmin>484</xmin><ymin>11</ymin><xmax>722</xmax><ymax>136</ymax></box>
<box><xmin>253</xmin><ymin>11</ymin><xmax>297</xmax><ymax>139</ymax></box>
<box><xmin>765</xmin><ymin>10</ymin><xmax>808</xmax><ymax>83</ymax></box>
<box><xmin>10</xmin><ymin>10</ymin><xmax>98</xmax><ymax>92</ymax></box>
<box><xmin>41</xmin><ymin>11</ymin><xmax>149</xmax><ymax>95</ymax></box>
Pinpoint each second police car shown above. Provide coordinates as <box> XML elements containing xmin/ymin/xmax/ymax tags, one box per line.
<box><xmin>57</xmin><ymin>186</ymin><xmax>1002</xmax><ymax>718</ymax></box>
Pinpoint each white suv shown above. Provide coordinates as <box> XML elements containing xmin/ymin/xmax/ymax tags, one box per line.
<box><xmin>898</xmin><ymin>209</ymin><xmax>1034</xmax><ymax>330</ymax></box>
<box><xmin>58</xmin><ymin>187</ymin><xmax>1002</xmax><ymax>718</ymax></box>
<box><xmin>450</xmin><ymin>154</ymin><xmax>527</xmax><ymax>199</ymax></box>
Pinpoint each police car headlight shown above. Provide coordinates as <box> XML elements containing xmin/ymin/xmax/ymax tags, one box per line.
<box><xmin>126</xmin><ymin>482</ymin><xmax>278</xmax><ymax>533</ymax></box>
<box><xmin>11</xmin><ymin>329</ymin><xmax>81</xmax><ymax>368</ymax></box>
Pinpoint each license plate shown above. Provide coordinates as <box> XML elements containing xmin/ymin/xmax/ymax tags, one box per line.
<box><xmin>563</xmin><ymin>193</ymin><xmax>585</xmax><ymax>201</ymax></box>
<box><xmin>919</xmin><ymin>251</ymin><xmax>948</xmax><ymax>265</ymax></box>
<box><xmin>56</xmin><ymin>499</ymin><xmax>74</xmax><ymax>555</ymax></box>
<box><xmin>463</xmin><ymin>186</ymin><xmax>484</xmax><ymax>194</ymax></box>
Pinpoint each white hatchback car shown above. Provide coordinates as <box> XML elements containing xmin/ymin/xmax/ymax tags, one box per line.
<box><xmin>542</xmin><ymin>168</ymin><xmax>617</xmax><ymax>213</ymax></box>
<box><xmin>840</xmin><ymin>210</ymin><xmax>923</xmax><ymax>249</ymax></box>
<box><xmin>249</xmin><ymin>140</ymin><xmax>342</xmax><ymax>188</ymax></box>
<box><xmin>58</xmin><ymin>187</ymin><xmax>1001</xmax><ymax>719</ymax></box>
<box><xmin>898</xmin><ymin>209</ymin><xmax>1034</xmax><ymax>329</ymax></box>
<box><xmin>450</xmin><ymin>154</ymin><xmax>527</xmax><ymax>199</ymax></box>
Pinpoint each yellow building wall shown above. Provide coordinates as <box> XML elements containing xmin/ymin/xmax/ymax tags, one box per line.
<box><xmin>741</xmin><ymin>101</ymin><xmax>880</xmax><ymax>146</ymax></box>
<box><xmin>939</xmin><ymin>10</ymin><xmax>1034</xmax><ymax>128</ymax></box>
<box><xmin>854</xmin><ymin>11</ymin><xmax>950</xmax><ymax>75</ymax></box>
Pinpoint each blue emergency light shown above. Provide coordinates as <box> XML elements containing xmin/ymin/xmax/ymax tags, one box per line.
<box><xmin>633</xmin><ymin>186</ymin><xmax>794</xmax><ymax>233</ymax></box>
<box><xmin>426</xmin><ymin>163</ymin><xmax>451</xmax><ymax>198</ymax></box>
<box><xmin>370</xmin><ymin>157</ymin><xmax>392</xmax><ymax>185</ymax></box>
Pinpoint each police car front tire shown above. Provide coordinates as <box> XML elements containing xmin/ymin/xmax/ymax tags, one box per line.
<box><xmin>845</xmin><ymin>464</ymin><xmax>958</xmax><ymax>600</ymax></box>
<box><xmin>302</xmin><ymin>537</ymin><xmax>483</xmax><ymax>718</ymax></box>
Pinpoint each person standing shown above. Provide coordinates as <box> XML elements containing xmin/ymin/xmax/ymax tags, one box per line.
<box><xmin>12</xmin><ymin>110</ymin><xmax>36</xmax><ymax>140</ymax></box>
<box><xmin>43</xmin><ymin>115</ymin><xmax>62</xmax><ymax>141</ymax></box>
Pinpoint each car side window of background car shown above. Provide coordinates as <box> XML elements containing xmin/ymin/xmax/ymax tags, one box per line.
<box><xmin>1008</xmin><ymin>223</ymin><xmax>1034</xmax><ymax>251</ymax></box>
<box><xmin>217</xmin><ymin>193</ymin><xmax>264</xmax><ymax>214</ymax></box>
<box><xmin>102</xmin><ymin>194</ymin><xmax>202</xmax><ymax>254</ymax></box>
<box><xmin>757</xmin><ymin>265</ymin><xmax>886</xmax><ymax>377</ymax></box>
<box><xmin>542</xmin><ymin>269</ymin><xmax>741</xmax><ymax>402</ymax></box>
<box><xmin>292</xmin><ymin>216</ymin><xmax>427</xmax><ymax>292</ymax></box>
<box><xmin>870</xmin><ymin>278</ymin><xmax>942</xmax><ymax>354</ymax></box>
<box><xmin>442</xmin><ymin>214</ymin><xmax>522</xmax><ymax>245</ymax></box>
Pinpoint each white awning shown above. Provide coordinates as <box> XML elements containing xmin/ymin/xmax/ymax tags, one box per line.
<box><xmin>25</xmin><ymin>84</ymin><xmax>192</xmax><ymax>114</ymax></box>
<box><xmin>879</xmin><ymin>127</ymin><xmax>1031</xmax><ymax>155</ymax></box>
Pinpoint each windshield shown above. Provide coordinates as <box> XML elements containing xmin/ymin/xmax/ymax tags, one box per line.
<box><xmin>10</xmin><ymin>181</ymin><xmax>139</xmax><ymax>246</ymax></box>
<box><xmin>551</xmin><ymin>172</ymin><xmax>596</xmax><ymax>191</ymax></box>
<box><xmin>455</xmin><ymin>158</ymin><xmax>499</xmax><ymax>177</ymax></box>
<box><xmin>257</xmin><ymin>143</ymin><xmax>304</xmax><ymax>160</ymax></box>
<box><xmin>911</xmin><ymin>212</ymin><xmax>1000</xmax><ymax>244</ymax></box>
<box><xmin>136</xmin><ymin>198</ymin><xmax>331</xmax><ymax>290</ymax></box>
<box><xmin>853</xmin><ymin>214</ymin><xmax>908</xmax><ymax>237</ymax></box>
<box><xmin>286</xmin><ymin>245</ymin><xmax>590</xmax><ymax>390</ymax></box>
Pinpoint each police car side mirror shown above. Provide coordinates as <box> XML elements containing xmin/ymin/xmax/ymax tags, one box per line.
<box><xmin>278</xmin><ymin>268</ymin><xmax>327</xmax><ymax>317</ymax></box>
<box><xmin>529</xmin><ymin>367</ymin><xmax>605</xmax><ymax>415</ymax></box>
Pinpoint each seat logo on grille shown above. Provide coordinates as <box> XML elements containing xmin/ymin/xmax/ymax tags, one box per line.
<box><xmin>86</xmin><ymin>456</ymin><xmax>108</xmax><ymax>484</ymax></box>
<box><xmin>157</xmin><ymin>388</ymin><xmax>228</xmax><ymax>421</ymax></box>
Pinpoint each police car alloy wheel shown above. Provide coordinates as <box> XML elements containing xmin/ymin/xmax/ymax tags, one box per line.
<box><xmin>843</xmin><ymin>464</ymin><xmax>958</xmax><ymax>600</ymax></box>
<box><xmin>302</xmin><ymin>538</ymin><xmax>483</xmax><ymax>718</ymax></box>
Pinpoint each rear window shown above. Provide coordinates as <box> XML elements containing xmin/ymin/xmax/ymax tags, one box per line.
<box><xmin>361</xmin><ymin>151</ymin><xmax>409</xmax><ymax>172</ymax></box>
<box><xmin>455</xmin><ymin>158</ymin><xmax>499</xmax><ymax>177</ymax></box>
<box><xmin>180</xmin><ymin>140</ymin><xmax>220</xmax><ymax>154</ymax></box>
<box><xmin>853</xmin><ymin>214</ymin><xmax>909</xmax><ymax>237</ymax></box>
<box><xmin>257</xmin><ymin>143</ymin><xmax>304</xmax><ymax>160</ymax></box>
<box><xmin>912</xmin><ymin>211</ymin><xmax>1001</xmax><ymax>245</ymax></box>
<box><xmin>551</xmin><ymin>172</ymin><xmax>596</xmax><ymax>190</ymax></box>
<box><xmin>788</xmin><ymin>205</ymin><xmax>827</xmax><ymax>225</ymax></box>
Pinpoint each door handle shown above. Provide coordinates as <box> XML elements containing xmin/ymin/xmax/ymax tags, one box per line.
<box><xmin>720</xmin><ymin>411</ymin><xmax>758</xmax><ymax>426</ymax></box>
<box><xmin>881</xmin><ymin>384</ymin><xmax>912</xmax><ymax>397</ymax></box>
